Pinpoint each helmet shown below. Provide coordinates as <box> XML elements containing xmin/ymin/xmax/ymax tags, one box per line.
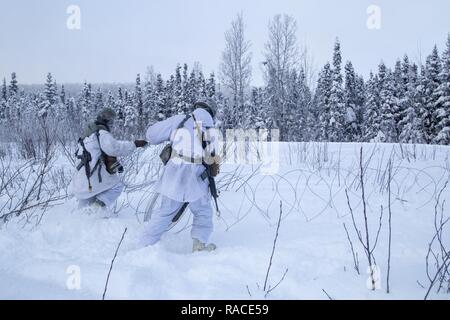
<box><xmin>96</xmin><ymin>107</ymin><xmax>117</xmax><ymax>126</ymax></box>
<box><xmin>194</xmin><ymin>99</ymin><xmax>217</xmax><ymax>118</ymax></box>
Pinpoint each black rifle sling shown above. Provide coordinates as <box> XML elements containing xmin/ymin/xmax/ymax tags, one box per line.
<box><xmin>178</xmin><ymin>114</ymin><xmax>191</xmax><ymax>129</ymax></box>
<box><xmin>192</xmin><ymin>114</ymin><xmax>219</xmax><ymax>213</ymax></box>
<box><xmin>94</xmin><ymin>131</ymin><xmax>105</xmax><ymax>183</ymax></box>
<box><xmin>77</xmin><ymin>138</ymin><xmax>100</xmax><ymax>178</ymax></box>
<box><xmin>76</xmin><ymin>133</ymin><xmax>102</xmax><ymax>183</ymax></box>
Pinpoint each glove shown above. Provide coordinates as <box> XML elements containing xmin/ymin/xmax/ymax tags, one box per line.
<box><xmin>134</xmin><ymin>140</ymin><xmax>148</xmax><ymax>148</ymax></box>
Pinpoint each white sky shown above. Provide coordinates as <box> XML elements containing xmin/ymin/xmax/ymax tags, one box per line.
<box><xmin>0</xmin><ymin>0</ymin><xmax>449</xmax><ymax>86</ymax></box>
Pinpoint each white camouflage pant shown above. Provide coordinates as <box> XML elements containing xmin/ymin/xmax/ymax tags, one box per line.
<box><xmin>77</xmin><ymin>182</ymin><xmax>124</xmax><ymax>208</ymax></box>
<box><xmin>142</xmin><ymin>195</ymin><xmax>213</xmax><ymax>246</ymax></box>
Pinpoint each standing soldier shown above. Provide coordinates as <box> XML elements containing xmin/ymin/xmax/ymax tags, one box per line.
<box><xmin>142</xmin><ymin>100</ymin><xmax>220</xmax><ymax>252</ymax></box>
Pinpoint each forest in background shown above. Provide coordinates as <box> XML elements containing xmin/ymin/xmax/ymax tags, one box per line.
<box><xmin>1</xmin><ymin>15</ymin><xmax>449</xmax><ymax>161</ymax></box>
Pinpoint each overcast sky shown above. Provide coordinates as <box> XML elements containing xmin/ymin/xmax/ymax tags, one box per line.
<box><xmin>1</xmin><ymin>0</ymin><xmax>449</xmax><ymax>86</ymax></box>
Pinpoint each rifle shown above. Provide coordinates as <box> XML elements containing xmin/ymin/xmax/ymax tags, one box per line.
<box><xmin>201</xmin><ymin>161</ymin><xmax>219</xmax><ymax>212</ymax></box>
<box><xmin>191</xmin><ymin>113</ymin><xmax>220</xmax><ymax>213</ymax></box>
<box><xmin>76</xmin><ymin>138</ymin><xmax>93</xmax><ymax>192</ymax></box>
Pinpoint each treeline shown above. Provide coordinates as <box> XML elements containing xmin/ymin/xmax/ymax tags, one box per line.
<box><xmin>0</xmin><ymin>65</ymin><xmax>222</xmax><ymax>141</ymax></box>
<box><xmin>0</xmin><ymin>31</ymin><xmax>449</xmax><ymax>147</ymax></box>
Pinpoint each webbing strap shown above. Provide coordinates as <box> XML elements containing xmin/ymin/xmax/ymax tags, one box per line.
<box><xmin>177</xmin><ymin>114</ymin><xmax>191</xmax><ymax>130</ymax></box>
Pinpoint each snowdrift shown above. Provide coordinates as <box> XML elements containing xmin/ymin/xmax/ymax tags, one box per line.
<box><xmin>0</xmin><ymin>142</ymin><xmax>449</xmax><ymax>299</ymax></box>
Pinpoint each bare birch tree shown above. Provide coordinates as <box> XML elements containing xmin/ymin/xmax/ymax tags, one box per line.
<box><xmin>263</xmin><ymin>14</ymin><xmax>299</xmax><ymax>140</ymax></box>
<box><xmin>220</xmin><ymin>13</ymin><xmax>252</xmax><ymax>111</ymax></box>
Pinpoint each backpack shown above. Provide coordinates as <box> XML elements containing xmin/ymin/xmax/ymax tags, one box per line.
<box><xmin>75</xmin><ymin>123</ymin><xmax>123</xmax><ymax>191</ymax></box>
<box><xmin>159</xmin><ymin>114</ymin><xmax>191</xmax><ymax>165</ymax></box>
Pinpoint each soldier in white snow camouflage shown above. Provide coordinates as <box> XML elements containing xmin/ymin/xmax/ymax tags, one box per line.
<box><xmin>142</xmin><ymin>100</ymin><xmax>220</xmax><ymax>252</ymax></box>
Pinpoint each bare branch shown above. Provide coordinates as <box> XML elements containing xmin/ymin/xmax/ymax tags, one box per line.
<box><xmin>102</xmin><ymin>227</ymin><xmax>128</xmax><ymax>300</ymax></box>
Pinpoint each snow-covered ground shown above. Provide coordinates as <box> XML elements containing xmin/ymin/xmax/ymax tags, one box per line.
<box><xmin>0</xmin><ymin>142</ymin><xmax>449</xmax><ymax>299</ymax></box>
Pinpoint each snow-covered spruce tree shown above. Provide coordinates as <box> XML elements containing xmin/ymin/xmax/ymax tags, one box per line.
<box><xmin>214</xmin><ymin>86</ymin><xmax>230</xmax><ymax>132</ymax></box>
<box><xmin>9</xmin><ymin>72</ymin><xmax>18</xmax><ymax>96</ymax></box>
<box><xmin>134</xmin><ymin>73</ymin><xmax>144</xmax><ymax>130</ymax></box>
<box><xmin>315</xmin><ymin>62</ymin><xmax>333</xmax><ymax>141</ymax></box>
<box><xmin>249</xmin><ymin>87</ymin><xmax>266</xmax><ymax>130</ymax></box>
<box><xmin>154</xmin><ymin>73</ymin><xmax>167</xmax><ymax>121</ymax></box>
<box><xmin>344</xmin><ymin>61</ymin><xmax>359</xmax><ymax>141</ymax></box>
<box><xmin>218</xmin><ymin>91</ymin><xmax>233</xmax><ymax>130</ymax></box>
<box><xmin>0</xmin><ymin>78</ymin><xmax>7</xmax><ymax>120</ymax></box>
<box><xmin>4</xmin><ymin>93</ymin><xmax>17</xmax><ymax>123</ymax></box>
<box><xmin>363</xmin><ymin>72</ymin><xmax>381</xmax><ymax>141</ymax></box>
<box><xmin>205</xmin><ymin>72</ymin><xmax>222</xmax><ymax>119</ymax></box>
<box><xmin>65</xmin><ymin>96</ymin><xmax>77</xmax><ymax>123</ymax></box>
<box><xmin>283</xmin><ymin>68</ymin><xmax>311</xmax><ymax>141</ymax></box>
<box><xmin>306</xmin><ymin>95</ymin><xmax>320</xmax><ymax>141</ymax></box>
<box><xmin>165</xmin><ymin>75</ymin><xmax>176</xmax><ymax>117</ymax></box>
<box><xmin>240</xmin><ymin>99</ymin><xmax>254</xmax><ymax>130</ymax></box>
<box><xmin>421</xmin><ymin>46</ymin><xmax>442</xmax><ymax>143</ymax></box>
<box><xmin>328</xmin><ymin>39</ymin><xmax>346</xmax><ymax>142</ymax></box>
<box><xmin>37</xmin><ymin>92</ymin><xmax>51</xmax><ymax>119</ymax></box>
<box><xmin>377</xmin><ymin>62</ymin><xmax>397</xmax><ymax>142</ymax></box>
<box><xmin>43</xmin><ymin>73</ymin><xmax>67</xmax><ymax>122</ymax></box>
<box><xmin>53</xmin><ymin>84</ymin><xmax>66</xmax><ymax>121</ymax></box>
<box><xmin>392</xmin><ymin>59</ymin><xmax>407</xmax><ymax>140</ymax></box>
<box><xmin>44</xmin><ymin>73</ymin><xmax>57</xmax><ymax>106</ymax></box>
<box><xmin>143</xmin><ymin>67</ymin><xmax>156</xmax><ymax>124</ymax></box>
<box><xmin>174</xmin><ymin>65</ymin><xmax>185</xmax><ymax>115</ymax></box>
<box><xmin>0</xmin><ymin>101</ymin><xmax>5</xmax><ymax>122</ymax></box>
<box><xmin>60</xmin><ymin>84</ymin><xmax>66</xmax><ymax>106</ymax></box>
<box><xmin>415</xmin><ymin>65</ymin><xmax>428</xmax><ymax>131</ymax></box>
<box><xmin>354</xmin><ymin>74</ymin><xmax>366</xmax><ymax>141</ymax></box>
<box><xmin>296</xmin><ymin>68</ymin><xmax>313</xmax><ymax>141</ymax></box>
<box><xmin>93</xmin><ymin>89</ymin><xmax>104</xmax><ymax>112</ymax></box>
<box><xmin>54</xmin><ymin>84</ymin><xmax>73</xmax><ymax>140</ymax></box>
<box><xmin>105</xmin><ymin>90</ymin><xmax>115</xmax><ymax>109</ymax></box>
<box><xmin>123</xmin><ymin>90</ymin><xmax>137</xmax><ymax>134</ymax></box>
<box><xmin>401</xmin><ymin>55</ymin><xmax>411</xmax><ymax>89</ymax></box>
<box><xmin>399</xmin><ymin>56</ymin><xmax>414</xmax><ymax>122</ymax></box>
<box><xmin>399</xmin><ymin>102</ymin><xmax>424</xmax><ymax>144</ymax></box>
<box><xmin>79</xmin><ymin>81</ymin><xmax>92</xmax><ymax>121</ymax></box>
<box><xmin>206</xmin><ymin>73</ymin><xmax>216</xmax><ymax>99</ymax></box>
<box><xmin>1</xmin><ymin>78</ymin><xmax>7</xmax><ymax>102</ymax></box>
<box><xmin>197</xmin><ymin>71</ymin><xmax>208</xmax><ymax>101</ymax></box>
<box><xmin>181</xmin><ymin>63</ymin><xmax>192</xmax><ymax>112</ymax></box>
<box><xmin>220</xmin><ymin>12</ymin><xmax>252</xmax><ymax>114</ymax></box>
<box><xmin>263</xmin><ymin>14</ymin><xmax>299</xmax><ymax>141</ymax></box>
<box><xmin>3</xmin><ymin>73</ymin><xmax>20</xmax><ymax>123</ymax></box>
<box><xmin>399</xmin><ymin>61</ymin><xmax>424</xmax><ymax>143</ymax></box>
<box><xmin>261</xmin><ymin>80</ymin><xmax>277</xmax><ymax>132</ymax></box>
<box><xmin>186</xmin><ymin>70</ymin><xmax>198</xmax><ymax>107</ymax></box>
<box><xmin>432</xmin><ymin>35</ymin><xmax>450</xmax><ymax>145</ymax></box>
<box><xmin>114</xmin><ymin>87</ymin><xmax>125</xmax><ymax>130</ymax></box>
<box><xmin>182</xmin><ymin>63</ymin><xmax>189</xmax><ymax>88</ymax></box>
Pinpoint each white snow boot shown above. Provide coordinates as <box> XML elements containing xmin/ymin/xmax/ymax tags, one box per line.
<box><xmin>192</xmin><ymin>238</ymin><xmax>216</xmax><ymax>252</ymax></box>
<box><xmin>91</xmin><ymin>199</ymin><xmax>106</xmax><ymax>209</ymax></box>
<box><xmin>83</xmin><ymin>199</ymin><xmax>109</xmax><ymax>217</ymax></box>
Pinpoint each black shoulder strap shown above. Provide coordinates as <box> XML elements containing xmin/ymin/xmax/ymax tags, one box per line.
<box><xmin>177</xmin><ymin>114</ymin><xmax>191</xmax><ymax>130</ymax></box>
<box><xmin>95</xmin><ymin>130</ymin><xmax>105</xmax><ymax>155</ymax></box>
<box><xmin>93</xmin><ymin>130</ymin><xmax>103</xmax><ymax>182</ymax></box>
